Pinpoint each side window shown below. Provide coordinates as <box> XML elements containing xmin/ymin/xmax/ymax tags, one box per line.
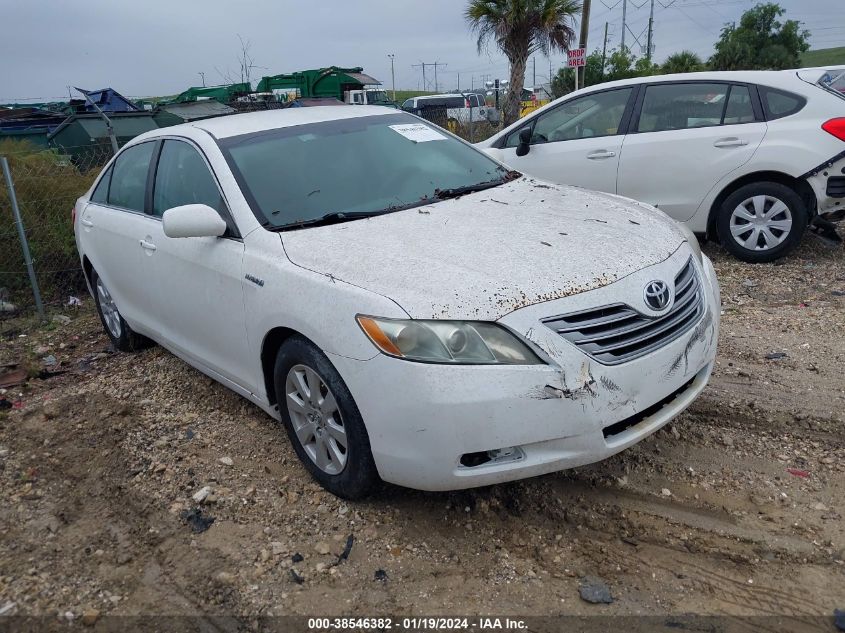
<box><xmin>760</xmin><ymin>87</ymin><xmax>806</xmax><ymax>120</ymax></box>
<box><xmin>152</xmin><ymin>140</ymin><xmax>226</xmax><ymax>218</ymax></box>
<box><xmin>506</xmin><ymin>88</ymin><xmax>633</xmax><ymax>147</ymax></box>
<box><xmin>637</xmin><ymin>83</ymin><xmax>729</xmax><ymax>133</ymax></box>
<box><xmin>723</xmin><ymin>85</ymin><xmax>755</xmax><ymax>124</ymax></box>
<box><xmin>90</xmin><ymin>165</ymin><xmax>113</xmax><ymax>204</ymax></box>
<box><xmin>107</xmin><ymin>142</ymin><xmax>156</xmax><ymax>211</ymax></box>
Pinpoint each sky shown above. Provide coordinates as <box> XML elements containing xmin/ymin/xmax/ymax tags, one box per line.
<box><xmin>1</xmin><ymin>0</ymin><xmax>843</xmax><ymax>103</ymax></box>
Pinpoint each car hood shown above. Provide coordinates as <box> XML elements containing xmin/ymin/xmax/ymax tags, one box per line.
<box><xmin>280</xmin><ymin>178</ymin><xmax>686</xmax><ymax>320</ymax></box>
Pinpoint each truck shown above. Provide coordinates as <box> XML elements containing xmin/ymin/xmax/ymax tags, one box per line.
<box><xmin>254</xmin><ymin>67</ymin><xmax>396</xmax><ymax>107</ymax></box>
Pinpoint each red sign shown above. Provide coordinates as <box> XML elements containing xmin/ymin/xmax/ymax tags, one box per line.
<box><xmin>567</xmin><ymin>48</ymin><xmax>587</xmax><ymax>67</ymax></box>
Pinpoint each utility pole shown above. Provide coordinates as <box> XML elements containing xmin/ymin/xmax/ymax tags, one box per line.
<box><xmin>388</xmin><ymin>54</ymin><xmax>396</xmax><ymax>101</ymax></box>
<box><xmin>198</xmin><ymin>71</ymin><xmax>206</xmax><ymax>87</ymax></box>
<box><xmin>621</xmin><ymin>0</ymin><xmax>628</xmax><ymax>51</ymax></box>
<box><xmin>601</xmin><ymin>22</ymin><xmax>609</xmax><ymax>80</ymax></box>
<box><xmin>576</xmin><ymin>0</ymin><xmax>591</xmax><ymax>91</ymax></box>
<box><xmin>646</xmin><ymin>0</ymin><xmax>655</xmax><ymax>62</ymax></box>
<box><xmin>457</xmin><ymin>72</ymin><xmax>461</xmax><ymax>91</ymax></box>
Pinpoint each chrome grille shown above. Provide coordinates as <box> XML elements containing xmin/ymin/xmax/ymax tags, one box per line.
<box><xmin>542</xmin><ymin>259</ymin><xmax>704</xmax><ymax>365</ymax></box>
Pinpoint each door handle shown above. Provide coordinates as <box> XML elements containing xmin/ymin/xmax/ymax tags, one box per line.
<box><xmin>139</xmin><ymin>240</ymin><xmax>157</xmax><ymax>252</ymax></box>
<box><xmin>80</xmin><ymin>218</ymin><xmax>94</xmax><ymax>228</ymax></box>
<box><xmin>713</xmin><ymin>138</ymin><xmax>748</xmax><ymax>148</ymax></box>
<box><xmin>587</xmin><ymin>150</ymin><xmax>616</xmax><ymax>159</ymax></box>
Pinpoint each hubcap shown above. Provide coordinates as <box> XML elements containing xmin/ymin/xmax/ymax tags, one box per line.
<box><xmin>96</xmin><ymin>277</ymin><xmax>122</xmax><ymax>339</ymax></box>
<box><xmin>729</xmin><ymin>195</ymin><xmax>793</xmax><ymax>252</ymax></box>
<box><xmin>284</xmin><ymin>364</ymin><xmax>347</xmax><ymax>475</ymax></box>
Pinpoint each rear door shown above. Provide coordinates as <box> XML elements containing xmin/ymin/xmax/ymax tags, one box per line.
<box><xmin>496</xmin><ymin>86</ymin><xmax>636</xmax><ymax>194</ymax></box>
<box><xmin>78</xmin><ymin>141</ymin><xmax>157</xmax><ymax>330</ymax></box>
<box><xmin>617</xmin><ymin>81</ymin><xmax>767</xmax><ymax>221</ymax></box>
<box><xmin>139</xmin><ymin>138</ymin><xmax>250</xmax><ymax>385</ymax></box>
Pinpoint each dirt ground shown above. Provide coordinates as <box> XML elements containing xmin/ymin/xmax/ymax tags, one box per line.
<box><xmin>1</xmin><ymin>238</ymin><xmax>844</xmax><ymax>628</ymax></box>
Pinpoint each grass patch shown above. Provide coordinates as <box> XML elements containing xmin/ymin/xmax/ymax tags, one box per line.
<box><xmin>800</xmin><ymin>47</ymin><xmax>845</xmax><ymax>68</ymax></box>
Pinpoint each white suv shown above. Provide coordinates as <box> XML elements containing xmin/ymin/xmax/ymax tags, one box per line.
<box><xmin>478</xmin><ymin>67</ymin><xmax>845</xmax><ymax>262</ymax></box>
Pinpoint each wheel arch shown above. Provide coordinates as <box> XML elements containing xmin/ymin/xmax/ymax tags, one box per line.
<box><xmin>261</xmin><ymin>326</ymin><xmax>313</xmax><ymax>408</ymax></box>
<box><xmin>706</xmin><ymin>171</ymin><xmax>816</xmax><ymax>242</ymax></box>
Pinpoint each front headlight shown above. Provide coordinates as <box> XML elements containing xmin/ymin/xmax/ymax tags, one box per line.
<box><xmin>676</xmin><ymin>221</ymin><xmax>703</xmax><ymax>263</ymax></box>
<box><xmin>357</xmin><ymin>316</ymin><xmax>544</xmax><ymax>365</ymax></box>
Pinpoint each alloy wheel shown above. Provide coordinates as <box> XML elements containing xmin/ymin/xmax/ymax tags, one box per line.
<box><xmin>96</xmin><ymin>277</ymin><xmax>122</xmax><ymax>339</ymax></box>
<box><xmin>284</xmin><ymin>364</ymin><xmax>348</xmax><ymax>475</ymax></box>
<box><xmin>729</xmin><ymin>195</ymin><xmax>793</xmax><ymax>252</ymax></box>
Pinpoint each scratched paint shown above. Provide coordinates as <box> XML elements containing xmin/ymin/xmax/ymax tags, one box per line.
<box><xmin>280</xmin><ymin>178</ymin><xmax>684</xmax><ymax>321</ymax></box>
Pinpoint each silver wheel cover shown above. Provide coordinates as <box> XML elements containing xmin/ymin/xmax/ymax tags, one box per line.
<box><xmin>284</xmin><ymin>364</ymin><xmax>348</xmax><ymax>475</ymax></box>
<box><xmin>96</xmin><ymin>277</ymin><xmax>123</xmax><ymax>339</ymax></box>
<box><xmin>729</xmin><ymin>195</ymin><xmax>793</xmax><ymax>252</ymax></box>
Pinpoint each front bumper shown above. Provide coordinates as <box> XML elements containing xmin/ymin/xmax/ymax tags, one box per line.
<box><xmin>330</xmin><ymin>249</ymin><xmax>720</xmax><ymax>491</ymax></box>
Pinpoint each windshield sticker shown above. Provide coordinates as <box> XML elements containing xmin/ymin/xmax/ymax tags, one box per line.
<box><xmin>389</xmin><ymin>123</ymin><xmax>446</xmax><ymax>143</ymax></box>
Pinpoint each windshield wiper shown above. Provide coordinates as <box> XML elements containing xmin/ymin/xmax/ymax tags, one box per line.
<box><xmin>272</xmin><ymin>210</ymin><xmax>387</xmax><ymax>232</ymax></box>
<box><xmin>434</xmin><ymin>172</ymin><xmax>520</xmax><ymax>200</ymax></box>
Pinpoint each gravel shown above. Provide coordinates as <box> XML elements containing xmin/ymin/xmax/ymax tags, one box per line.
<box><xmin>0</xmin><ymin>238</ymin><xmax>843</xmax><ymax>618</ymax></box>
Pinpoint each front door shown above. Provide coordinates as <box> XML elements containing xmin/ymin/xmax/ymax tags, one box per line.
<box><xmin>140</xmin><ymin>139</ymin><xmax>251</xmax><ymax>386</ymax></box>
<box><xmin>497</xmin><ymin>87</ymin><xmax>635</xmax><ymax>194</ymax></box>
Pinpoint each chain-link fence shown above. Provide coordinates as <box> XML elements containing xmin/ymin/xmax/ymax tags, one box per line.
<box><xmin>0</xmin><ymin>140</ymin><xmax>112</xmax><ymax>337</ymax></box>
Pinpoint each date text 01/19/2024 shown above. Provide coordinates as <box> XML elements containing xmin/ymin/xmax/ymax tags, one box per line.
<box><xmin>307</xmin><ymin>617</ymin><xmax>529</xmax><ymax>631</ymax></box>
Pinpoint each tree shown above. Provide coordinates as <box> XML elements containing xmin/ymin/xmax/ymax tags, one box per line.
<box><xmin>661</xmin><ymin>50</ymin><xmax>705</xmax><ymax>74</ymax></box>
<box><xmin>216</xmin><ymin>35</ymin><xmax>264</xmax><ymax>86</ymax></box>
<box><xmin>709</xmin><ymin>3</ymin><xmax>810</xmax><ymax>71</ymax></box>
<box><xmin>466</xmin><ymin>0</ymin><xmax>581</xmax><ymax>126</ymax></box>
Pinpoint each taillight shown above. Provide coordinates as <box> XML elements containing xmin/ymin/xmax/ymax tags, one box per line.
<box><xmin>822</xmin><ymin>118</ymin><xmax>845</xmax><ymax>141</ymax></box>
<box><xmin>465</xmin><ymin>99</ymin><xmax>470</xmax><ymax>108</ymax></box>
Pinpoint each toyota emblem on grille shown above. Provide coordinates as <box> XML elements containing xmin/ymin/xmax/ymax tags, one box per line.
<box><xmin>644</xmin><ymin>280</ymin><xmax>671</xmax><ymax>311</ymax></box>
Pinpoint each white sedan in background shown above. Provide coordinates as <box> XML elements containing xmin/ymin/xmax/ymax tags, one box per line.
<box><xmin>478</xmin><ymin>67</ymin><xmax>845</xmax><ymax>263</ymax></box>
<box><xmin>75</xmin><ymin>106</ymin><xmax>719</xmax><ymax>498</ymax></box>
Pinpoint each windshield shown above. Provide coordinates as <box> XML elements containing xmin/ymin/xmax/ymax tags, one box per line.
<box><xmin>219</xmin><ymin>113</ymin><xmax>510</xmax><ymax>229</ymax></box>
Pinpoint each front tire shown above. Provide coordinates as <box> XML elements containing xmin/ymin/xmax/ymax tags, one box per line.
<box><xmin>716</xmin><ymin>182</ymin><xmax>807</xmax><ymax>263</ymax></box>
<box><xmin>91</xmin><ymin>269</ymin><xmax>150</xmax><ymax>352</ymax></box>
<box><xmin>274</xmin><ymin>337</ymin><xmax>379</xmax><ymax>499</ymax></box>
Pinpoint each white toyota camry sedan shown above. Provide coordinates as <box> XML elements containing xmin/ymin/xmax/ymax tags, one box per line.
<box><xmin>74</xmin><ymin>106</ymin><xmax>720</xmax><ymax>498</ymax></box>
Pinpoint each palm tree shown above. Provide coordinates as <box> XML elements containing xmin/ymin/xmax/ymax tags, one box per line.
<box><xmin>466</xmin><ymin>0</ymin><xmax>581</xmax><ymax>126</ymax></box>
<box><xmin>661</xmin><ymin>50</ymin><xmax>705</xmax><ymax>74</ymax></box>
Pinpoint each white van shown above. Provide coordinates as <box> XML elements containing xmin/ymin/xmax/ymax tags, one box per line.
<box><xmin>402</xmin><ymin>93</ymin><xmax>499</xmax><ymax>123</ymax></box>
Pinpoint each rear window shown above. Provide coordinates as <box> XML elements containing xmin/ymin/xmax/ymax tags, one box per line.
<box><xmin>759</xmin><ymin>87</ymin><xmax>806</xmax><ymax>120</ymax></box>
<box><xmin>818</xmin><ymin>71</ymin><xmax>845</xmax><ymax>101</ymax></box>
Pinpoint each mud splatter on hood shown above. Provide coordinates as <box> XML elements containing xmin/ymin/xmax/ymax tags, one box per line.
<box><xmin>281</xmin><ymin>178</ymin><xmax>685</xmax><ymax>320</ymax></box>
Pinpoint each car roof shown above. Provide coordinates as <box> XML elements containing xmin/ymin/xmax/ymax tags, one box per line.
<box><xmin>575</xmin><ymin>68</ymin><xmax>813</xmax><ymax>93</ymax></box>
<box><xmin>138</xmin><ymin>105</ymin><xmax>401</xmax><ymax>142</ymax></box>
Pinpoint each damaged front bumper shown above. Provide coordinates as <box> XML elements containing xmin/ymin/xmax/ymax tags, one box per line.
<box><xmin>329</xmin><ymin>247</ymin><xmax>720</xmax><ymax>491</ymax></box>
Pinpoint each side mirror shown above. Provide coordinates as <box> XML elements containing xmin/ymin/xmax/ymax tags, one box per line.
<box><xmin>162</xmin><ymin>204</ymin><xmax>227</xmax><ymax>238</ymax></box>
<box><xmin>515</xmin><ymin>126</ymin><xmax>532</xmax><ymax>157</ymax></box>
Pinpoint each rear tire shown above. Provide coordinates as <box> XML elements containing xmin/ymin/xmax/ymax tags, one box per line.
<box><xmin>716</xmin><ymin>182</ymin><xmax>807</xmax><ymax>263</ymax></box>
<box><xmin>274</xmin><ymin>337</ymin><xmax>379</xmax><ymax>499</ymax></box>
<box><xmin>91</xmin><ymin>268</ymin><xmax>151</xmax><ymax>352</ymax></box>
